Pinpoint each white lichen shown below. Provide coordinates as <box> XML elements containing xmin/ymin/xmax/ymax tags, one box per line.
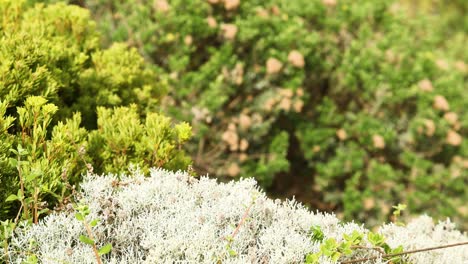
<box><xmin>7</xmin><ymin>169</ymin><xmax>468</xmax><ymax>263</ymax></box>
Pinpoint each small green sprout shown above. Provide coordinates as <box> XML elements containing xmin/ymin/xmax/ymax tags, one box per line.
<box><xmin>74</xmin><ymin>204</ymin><xmax>112</xmax><ymax>264</ymax></box>
<box><xmin>392</xmin><ymin>203</ymin><xmax>407</xmax><ymax>226</ymax></box>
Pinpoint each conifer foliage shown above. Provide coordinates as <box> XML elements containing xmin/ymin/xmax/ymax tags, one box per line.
<box><xmin>0</xmin><ymin>0</ymin><xmax>192</xmax><ymax>222</ymax></box>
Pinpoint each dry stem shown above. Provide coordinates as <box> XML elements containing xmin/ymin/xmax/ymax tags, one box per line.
<box><xmin>342</xmin><ymin>241</ymin><xmax>468</xmax><ymax>264</ymax></box>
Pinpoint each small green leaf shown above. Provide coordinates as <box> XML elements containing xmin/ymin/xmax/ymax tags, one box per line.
<box><xmin>344</xmin><ymin>230</ymin><xmax>362</xmax><ymax>244</ymax></box>
<box><xmin>8</xmin><ymin>158</ymin><xmax>17</xmax><ymax>168</ymax></box>
<box><xmin>83</xmin><ymin>207</ymin><xmax>90</xmax><ymax>216</ymax></box>
<box><xmin>90</xmin><ymin>219</ymin><xmax>99</xmax><ymax>227</ymax></box>
<box><xmin>310</xmin><ymin>225</ymin><xmax>324</xmax><ymax>242</ymax></box>
<box><xmin>79</xmin><ymin>235</ymin><xmax>94</xmax><ymax>245</ymax></box>
<box><xmin>383</xmin><ymin>244</ymin><xmax>392</xmax><ymax>254</ymax></box>
<box><xmin>392</xmin><ymin>203</ymin><xmax>407</xmax><ymax>211</ymax></box>
<box><xmin>5</xmin><ymin>194</ymin><xmax>18</xmax><ymax>202</ymax></box>
<box><xmin>321</xmin><ymin>238</ymin><xmax>338</xmax><ymax>257</ymax></box>
<box><xmin>367</xmin><ymin>232</ymin><xmax>385</xmax><ymax>246</ymax></box>
<box><xmin>340</xmin><ymin>241</ymin><xmax>353</xmax><ymax>255</ymax></box>
<box><xmin>98</xmin><ymin>243</ymin><xmax>112</xmax><ymax>256</ymax></box>
<box><xmin>9</xmin><ymin>148</ymin><xmax>18</xmax><ymax>155</ymax></box>
<box><xmin>331</xmin><ymin>251</ymin><xmax>341</xmax><ymax>262</ymax></box>
<box><xmin>25</xmin><ymin>172</ymin><xmax>39</xmax><ymax>183</ymax></box>
<box><xmin>38</xmin><ymin>208</ymin><xmax>49</xmax><ymax>217</ymax></box>
<box><xmin>228</xmin><ymin>249</ymin><xmax>237</xmax><ymax>257</ymax></box>
<box><xmin>75</xmin><ymin>213</ymin><xmax>84</xmax><ymax>221</ymax></box>
<box><xmin>18</xmin><ymin>145</ymin><xmax>28</xmax><ymax>156</ymax></box>
<box><xmin>17</xmin><ymin>189</ymin><xmax>24</xmax><ymax>200</ymax></box>
<box><xmin>25</xmin><ymin>254</ymin><xmax>38</xmax><ymax>264</ymax></box>
<box><xmin>391</xmin><ymin>245</ymin><xmax>404</xmax><ymax>254</ymax></box>
<box><xmin>305</xmin><ymin>253</ymin><xmax>319</xmax><ymax>264</ymax></box>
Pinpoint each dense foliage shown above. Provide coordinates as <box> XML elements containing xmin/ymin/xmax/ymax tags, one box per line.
<box><xmin>0</xmin><ymin>0</ymin><xmax>191</xmax><ymax>223</ymax></box>
<box><xmin>64</xmin><ymin>0</ymin><xmax>468</xmax><ymax>227</ymax></box>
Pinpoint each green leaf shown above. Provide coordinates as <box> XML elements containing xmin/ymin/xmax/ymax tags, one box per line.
<box><xmin>344</xmin><ymin>230</ymin><xmax>363</xmax><ymax>244</ymax></box>
<box><xmin>17</xmin><ymin>189</ymin><xmax>24</xmax><ymax>200</ymax></box>
<box><xmin>9</xmin><ymin>148</ymin><xmax>18</xmax><ymax>155</ymax></box>
<box><xmin>392</xmin><ymin>203</ymin><xmax>407</xmax><ymax>211</ymax></box>
<box><xmin>367</xmin><ymin>232</ymin><xmax>385</xmax><ymax>246</ymax></box>
<box><xmin>83</xmin><ymin>207</ymin><xmax>90</xmax><ymax>216</ymax></box>
<box><xmin>310</xmin><ymin>225</ymin><xmax>324</xmax><ymax>242</ymax></box>
<box><xmin>79</xmin><ymin>235</ymin><xmax>94</xmax><ymax>245</ymax></box>
<box><xmin>340</xmin><ymin>241</ymin><xmax>353</xmax><ymax>255</ymax></box>
<box><xmin>38</xmin><ymin>208</ymin><xmax>49</xmax><ymax>217</ymax></box>
<box><xmin>89</xmin><ymin>219</ymin><xmax>99</xmax><ymax>227</ymax></box>
<box><xmin>98</xmin><ymin>243</ymin><xmax>112</xmax><ymax>256</ymax></box>
<box><xmin>25</xmin><ymin>171</ymin><xmax>39</xmax><ymax>183</ymax></box>
<box><xmin>5</xmin><ymin>194</ymin><xmax>18</xmax><ymax>202</ymax></box>
<box><xmin>228</xmin><ymin>249</ymin><xmax>237</xmax><ymax>257</ymax></box>
<box><xmin>75</xmin><ymin>213</ymin><xmax>84</xmax><ymax>221</ymax></box>
<box><xmin>321</xmin><ymin>238</ymin><xmax>338</xmax><ymax>257</ymax></box>
<box><xmin>305</xmin><ymin>253</ymin><xmax>319</xmax><ymax>264</ymax></box>
<box><xmin>383</xmin><ymin>244</ymin><xmax>392</xmax><ymax>254</ymax></box>
<box><xmin>8</xmin><ymin>158</ymin><xmax>17</xmax><ymax>168</ymax></box>
<box><xmin>391</xmin><ymin>245</ymin><xmax>404</xmax><ymax>254</ymax></box>
<box><xmin>331</xmin><ymin>251</ymin><xmax>341</xmax><ymax>262</ymax></box>
<box><xmin>25</xmin><ymin>254</ymin><xmax>38</xmax><ymax>264</ymax></box>
<box><xmin>18</xmin><ymin>146</ymin><xmax>28</xmax><ymax>156</ymax></box>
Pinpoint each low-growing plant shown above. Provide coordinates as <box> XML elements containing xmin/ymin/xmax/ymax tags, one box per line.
<box><xmin>2</xmin><ymin>96</ymin><xmax>87</xmax><ymax>223</ymax></box>
<box><xmin>74</xmin><ymin>203</ymin><xmax>112</xmax><ymax>264</ymax></box>
<box><xmin>305</xmin><ymin>226</ymin><xmax>406</xmax><ymax>264</ymax></box>
<box><xmin>0</xmin><ymin>220</ymin><xmax>15</xmax><ymax>262</ymax></box>
<box><xmin>392</xmin><ymin>203</ymin><xmax>407</xmax><ymax>226</ymax></box>
<box><xmin>6</xmin><ymin>169</ymin><xmax>468</xmax><ymax>263</ymax></box>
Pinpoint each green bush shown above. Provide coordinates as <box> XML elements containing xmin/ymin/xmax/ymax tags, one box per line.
<box><xmin>0</xmin><ymin>0</ymin><xmax>167</xmax><ymax>128</ymax></box>
<box><xmin>0</xmin><ymin>0</ymin><xmax>191</xmax><ymax>223</ymax></box>
<box><xmin>88</xmin><ymin>105</ymin><xmax>192</xmax><ymax>175</ymax></box>
<box><xmin>401</xmin><ymin>0</ymin><xmax>467</xmax><ymax>34</ymax></box>
<box><xmin>73</xmin><ymin>0</ymin><xmax>467</xmax><ymax>227</ymax></box>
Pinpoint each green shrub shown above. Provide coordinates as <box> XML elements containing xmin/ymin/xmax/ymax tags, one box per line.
<box><xmin>75</xmin><ymin>0</ymin><xmax>467</xmax><ymax>227</ymax></box>
<box><xmin>1</xmin><ymin>96</ymin><xmax>87</xmax><ymax>223</ymax></box>
<box><xmin>0</xmin><ymin>0</ymin><xmax>167</xmax><ymax>129</ymax></box>
<box><xmin>0</xmin><ymin>0</ymin><xmax>192</xmax><ymax>224</ymax></box>
<box><xmin>400</xmin><ymin>0</ymin><xmax>467</xmax><ymax>34</ymax></box>
<box><xmin>88</xmin><ymin>105</ymin><xmax>192</xmax><ymax>175</ymax></box>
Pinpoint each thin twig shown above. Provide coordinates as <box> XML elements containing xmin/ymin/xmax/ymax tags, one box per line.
<box><xmin>341</xmin><ymin>241</ymin><xmax>468</xmax><ymax>264</ymax></box>
<box><xmin>83</xmin><ymin>219</ymin><xmax>102</xmax><ymax>264</ymax></box>
<box><xmin>33</xmin><ymin>187</ymin><xmax>38</xmax><ymax>224</ymax></box>
<box><xmin>66</xmin><ymin>131</ymin><xmax>93</xmax><ymax>175</ymax></box>
<box><xmin>230</xmin><ymin>202</ymin><xmax>254</xmax><ymax>239</ymax></box>
<box><xmin>16</xmin><ymin>153</ymin><xmax>27</xmax><ymax>220</ymax></box>
<box><xmin>350</xmin><ymin>245</ymin><xmax>385</xmax><ymax>255</ymax></box>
